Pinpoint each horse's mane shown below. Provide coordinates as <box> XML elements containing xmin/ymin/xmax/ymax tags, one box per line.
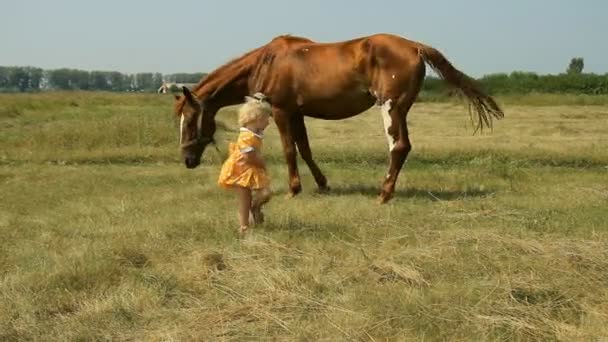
<box><xmin>191</xmin><ymin>34</ymin><xmax>315</xmax><ymax>98</ymax></box>
<box><xmin>172</xmin><ymin>34</ymin><xmax>318</xmax><ymax>117</ymax></box>
<box><xmin>175</xmin><ymin>37</ymin><xmax>273</xmax><ymax>115</ymax></box>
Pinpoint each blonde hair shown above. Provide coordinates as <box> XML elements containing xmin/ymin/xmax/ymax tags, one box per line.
<box><xmin>238</xmin><ymin>93</ymin><xmax>272</xmax><ymax>127</ymax></box>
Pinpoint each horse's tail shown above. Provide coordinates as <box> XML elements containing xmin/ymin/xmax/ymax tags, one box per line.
<box><xmin>418</xmin><ymin>43</ymin><xmax>504</xmax><ymax>132</ymax></box>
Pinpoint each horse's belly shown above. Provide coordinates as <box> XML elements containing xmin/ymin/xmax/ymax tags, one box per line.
<box><xmin>299</xmin><ymin>89</ymin><xmax>375</xmax><ymax>119</ymax></box>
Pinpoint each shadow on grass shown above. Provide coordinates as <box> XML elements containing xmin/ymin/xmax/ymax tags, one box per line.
<box><xmin>261</xmin><ymin>216</ymin><xmax>355</xmax><ymax>240</ymax></box>
<box><xmin>315</xmin><ymin>185</ymin><xmax>494</xmax><ymax>201</ymax></box>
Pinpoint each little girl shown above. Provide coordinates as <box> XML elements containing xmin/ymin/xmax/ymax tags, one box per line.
<box><xmin>218</xmin><ymin>93</ymin><xmax>272</xmax><ymax>236</ymax></box>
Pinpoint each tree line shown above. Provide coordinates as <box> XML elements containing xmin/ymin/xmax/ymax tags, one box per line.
<box><xmin>423</xmin><ymin>71</ymin><xmax>608</xmax><ymax>95</ymax></box>
<box><xmin>423</xmin><ymin>58</ymin><xmax>607</xmax><ymax>95</ymax></box>
<box><xmin>2</xmin><ymin>58</ymin><xmax>606</xmax><ymax>95</ymax></box>
<box><xmin>0</xmin><ymin>66</ymin><xmax>206</xmax><ymax>92</ymax></box>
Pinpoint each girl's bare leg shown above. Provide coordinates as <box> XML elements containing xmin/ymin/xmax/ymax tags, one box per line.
<box><xmin>235</xmin><ymin>186</ymin><xmax>252</xmax><ymax>235</ymax></box>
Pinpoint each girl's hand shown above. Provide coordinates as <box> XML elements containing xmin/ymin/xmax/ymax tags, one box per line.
<box><xmin>237</xmin><ymin>153</ymin><xmax>247</xmax><ymax>166</ymax></box>
<box><xmin>239</xmin><ymin>151</ymin><xmax>265</xmax><ymax>169</ymax></box>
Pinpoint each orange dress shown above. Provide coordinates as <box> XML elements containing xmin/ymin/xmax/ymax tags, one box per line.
<box><xmin>218</xmin><ymin>128</ymin><xmax>269</xmax><ymax>190</ymax></box>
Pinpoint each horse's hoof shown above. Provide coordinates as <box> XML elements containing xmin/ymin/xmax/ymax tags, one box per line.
<box><xmin>252</xmin><ymin>208</ymin><xmax>265</xmax><ymax>224</ymax></box>
<box><xmin>378</xmin><ymin>192</ymin><xmax>393</xmax><ymax>204</ymax></box>
<box><xmin>286</xmin><ymin>183</ymin><xmax>301</xmax><ymax>199</ymax></box>
<box><xmin>317</xmin><ymin>185</ymin><xmax>331</xmax><ymax>194</ymax></box>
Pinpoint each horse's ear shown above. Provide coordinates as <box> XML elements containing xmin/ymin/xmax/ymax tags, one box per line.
<box><xmin>182</xmin><ymin>86</ymin><xmax>194</xmax><ymax>103</ymax></box>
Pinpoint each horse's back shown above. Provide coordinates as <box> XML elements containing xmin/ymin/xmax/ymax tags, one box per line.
<box><xmin>255</xmin><ymin>33</ymin><xmax>426</xmax><ymax>115</ymax></box>
<box><xmin>265</xmin><ymin>33</ymin><xmax>424</xmax><ymax>85</ymax></box>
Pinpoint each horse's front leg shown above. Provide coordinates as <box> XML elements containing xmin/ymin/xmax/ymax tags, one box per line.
<box><xmin>272</xmin><ymin>109</ymin><xmax>302</xmax><ymax>197</ymax></box>
<box><xmin>291</xmin><ymin>115</ymin><xmax>329</xmax><ymax>193</ymax></box>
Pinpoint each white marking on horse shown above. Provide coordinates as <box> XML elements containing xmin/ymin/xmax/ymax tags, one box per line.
<box><xmin>391</xmin><ymin>74</ymin><xmax>395</xmax><ymax>79</ymax></box>
<box><xmin>179</xmin><ymin>114</ymin><xmax>185</xmax><ymax>144</ymax></box>
<box><xmin>380</xmin><ymin>99</ymin><xmax>396</xmax><ymax>152</ymax></box>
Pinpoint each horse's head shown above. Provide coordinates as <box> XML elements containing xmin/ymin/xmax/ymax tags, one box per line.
<box><xmin>174</xmin><ymin>86</ymin><xmax>216</xmax><ymax>169</ymax></box>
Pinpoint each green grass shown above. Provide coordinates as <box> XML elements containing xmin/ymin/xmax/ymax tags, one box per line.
<box><xmin>1</xmin><ymin>92</ymin><xmax>607</xmax><ymax>341</ymax></box>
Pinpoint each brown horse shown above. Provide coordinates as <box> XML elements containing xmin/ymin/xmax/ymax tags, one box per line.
<box><xmin>174</xmin><ymin>33</ymin><xmax>503</xmax><ymax>203</ymax></box>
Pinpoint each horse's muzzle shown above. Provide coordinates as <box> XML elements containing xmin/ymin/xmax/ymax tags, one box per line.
<box><xmin>184</xmin><ymin>156</ymin><xmax>200</xmax><ymax>169</ymax></box>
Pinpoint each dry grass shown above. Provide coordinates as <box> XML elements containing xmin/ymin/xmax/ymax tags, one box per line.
<box><xmin>1</xmin><ymin>92</ymin><xmax>607</xmax><ymax>341</ymax></box>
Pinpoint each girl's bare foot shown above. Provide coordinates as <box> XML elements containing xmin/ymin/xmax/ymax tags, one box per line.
<box><xmin>239</xmin><ymin>225</ymin><xmax>249</xmax><ymax>238</ymax></box>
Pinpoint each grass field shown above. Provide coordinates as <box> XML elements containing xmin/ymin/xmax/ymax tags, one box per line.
<box><xmin>1</xmin><ymin>92</ymin><xmax>607</xmax><ymax>341</ymax></box>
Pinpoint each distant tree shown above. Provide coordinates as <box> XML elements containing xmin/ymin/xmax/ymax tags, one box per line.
<box><xmin>47</xmin><ymin>69</ymin><xmax>89</xmax><ymax>90</ymax></box>
<box><xmin>124</xmin><ymin>74</ymin><xmax>135</xmax><ymax>91</ymax></box>
<box><xmin>0</xmin><ymin>66</ymin><xmax>8</xmax><ymax>89</ymax></box>
<box><xmin>39</xmin><ymin>70</ymin><xmax>51</xmax><ymax>90</ymax></box>
<box><xmin>108</xmin><ymin>72</ymin><xmax>127</xmax><ymax>91</ymax></box>
<box><xmin>90</xmin><ymin>71</ymin><xmax>111</xmax><ymax>90</ymax></box>
<box><xmin>567</xmin><ymin>57</ymin><xmax>584</xmax><ymax>74</ymax></box>
<box><xmin>8</xmin><ymin>67</ymin><xmax>30</xmax><ymax>91</ymax></box>
<box><xmin>27</xmin><ymin>67</ymin><xmax>43</xmax><ymax>90</ymax></box>
<box><xmin>71</xmin><ymin>69</ymin><xmax>90</xmax><ymax>90</ymax></box>
<box><xmin>49</xmin><ymin>69</ymin><xmax>72</xmax><ymax>89</ymax></box>
<box><xmin>152</xmin><ymin>73</ymin><xmax>163</xmax><ymax>89</ymax></box>
<box><xmin>134</xmin><ymin>73</ymin><xmax>154</xmax><ymax>90</ymax></box>
<box><xmin>166</xmin><ymin>72</ymin><xmax>205</xmax><ymax>83</ymax></box>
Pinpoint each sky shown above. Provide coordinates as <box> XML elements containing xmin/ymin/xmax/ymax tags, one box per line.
<box><xmin>1</xmin><ymin>0</ymin><xmax>607</xmax><ymax>77</ymax></box>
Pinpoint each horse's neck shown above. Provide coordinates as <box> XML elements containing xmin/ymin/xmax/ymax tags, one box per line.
<box><xmin>192</xmin><ymin>45</ymin><xmax>269</xmax><ymax>112</ymax></box>
<box><xmin>193</xmin><ymin>72</ymin><xmax>249</xmax><ymax>112</ymax></box>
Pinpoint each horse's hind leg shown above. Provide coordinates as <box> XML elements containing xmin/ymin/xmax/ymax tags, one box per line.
<box><xmin>291</xmin><ymin>115</ymin><xmax>329</xmax><ymax>192</ymax></box>
<box><xmin>251</xmin><ymin>188</ymin><xmax>272</xmax><ymax>224</ymax></box>
<box><xmin>378</xmin><ymin>91</ymin><xmax>417</xmax><ymax>203</ymax></box>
